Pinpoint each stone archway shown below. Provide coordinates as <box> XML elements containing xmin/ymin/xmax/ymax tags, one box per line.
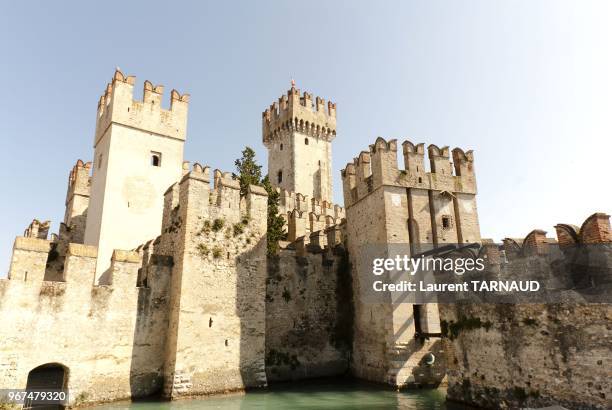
<box><xmin>24</xmin><ymin>363</ymin><xmax>68</xmax><ymax>409</ymax></box>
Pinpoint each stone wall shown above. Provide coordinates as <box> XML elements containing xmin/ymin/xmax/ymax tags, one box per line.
<box><xmin>441</xmin><ymin>303</ymin><xmax>611</xmax><ymax>410</ymax></box>
<box><xmin>162</xmin><ymin>165</ymin><xmax>269</xmax><ymax>398</ymax></box>
<box><xmin>265</xmin><ymin>245</ymin><xmax>352</xmax><ymax>382</ymax></box>
<box><xmin>441</xmin><ymin>213</ymin><xmax>612</xmax><ymax>410</ymax></box>
<box><xmin>340</xmin><ymin>137</ymin><xmax>478</xmax><ymax>388</ymax></box>
<box><xmin>0</xmin><ymin>241</ymin><xmax>171</xmax><ymax>407</ymax></box>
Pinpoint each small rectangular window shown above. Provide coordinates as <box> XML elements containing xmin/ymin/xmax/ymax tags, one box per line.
<box><xmin>442</xmin><ymin>216</ymin><xmax>452</xmax><ymax>229</ymax></box>
<box><xmin>151</xmin><ymin>152</ymin><xmax>162</xmax><ymax>167</ymax></box>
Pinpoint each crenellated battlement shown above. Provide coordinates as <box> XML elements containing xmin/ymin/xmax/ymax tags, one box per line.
<box><xmin>291</xmin><ymin>221</ymin><xmax>347</xmax><ymax>257</ymax></box>
<box><xmin>23</xmin><ymin>219</ymin><xmax>50</xmax><ymax>240</ymax></box>
<box><xmin>498</xmin><ymin>212</ymin><xmax>611</xmax><ymax>261</ymax></box>
<box><xmin>341</xmin><ymin>137</ymin><xmax>477</xmax><ymax>208</ymax></box>
<box><xmin>95</xmin><ymin>69</ymin><xmax>189</xmax><ymax>146</ymax></box>
<box><xmin>276</xmin><ymin>187</ymin><xmax>345</xmax><ymax>219</ymax></box>
<box><xmin>262</xmin><ymin>85</ymin><xmax>337</xmax><ymax>146</ymax></box>
<box><xmin>274</xmin><ymin>186</ymin><xmax>345</xmax><ymax>245</ymax></box>
<box><xmin>5</xmin><ymin>233</ymin><xmax>147</xmax><ymax>289</ymax></box>
<box><xmin>164</xmin><ymin>163</ymin><xmax>268</xmax><ymax>229</ymax></box>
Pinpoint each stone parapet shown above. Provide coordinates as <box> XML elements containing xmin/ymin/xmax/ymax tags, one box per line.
<box><xmin>341</xmin><ymin>137</ymin><xmax>477</xmax><ymax>208</ymax></box>
<box><xmin>95</xmin><ymin>69</ymin><xmax>189</xmax><ymax>146</ymax></box>
<box><xmin>262</xmin><ymin>86</ymin><xmax>336</xmax><ymax>146</ymax></box>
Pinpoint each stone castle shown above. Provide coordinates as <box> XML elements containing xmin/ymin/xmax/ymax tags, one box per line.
<box><xmin>0</xmin><ymin>69</ymin><xmax>609</xmax><ymax>409</ymax></box>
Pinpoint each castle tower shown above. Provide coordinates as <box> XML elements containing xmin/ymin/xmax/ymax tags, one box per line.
<box><xmin>84</xmin><ymin>69</ymin><xmax>189</xmax><ymax>278</ymax></box>
<box><xmin>341</xmin><ymin>137</ymin><xmax>481</xmax><ymax>388</ymax></box>
<box><xmin>262</xmin><ymin>82</ymin><xmax>336</xmax><ymax>201</ymax></box>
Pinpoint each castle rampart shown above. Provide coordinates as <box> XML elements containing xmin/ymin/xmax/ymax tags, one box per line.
<box><xmin>162</xmin><ymin>163</ymin><xmax>269</xmax><ymax>398</ymax></box>
<box><xmin>265</xmin><ymin>242</ymin><xmax>352</xmax><ymax>382</ymax></box>
<box><xmin>4</xmin><ymin>70</ymin><xmax>608</xmax><ymax>409</ymax></box>
<box><xmin>276</xmin><ymin>187</ymin><xmax>345</xmax><ymax>243</ymax></box>
<box><xmin>441</xmin><ymin>213</ymin><xmax>612</xmax><ymax>410</ymax></box>
<box><xmin>0</xmin><ymin>237</ymin><xmax>172</xmax><ymax>406</ymax></box>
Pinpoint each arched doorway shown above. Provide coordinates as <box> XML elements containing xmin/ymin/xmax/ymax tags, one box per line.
<box><xmin>24</xmin><ymin>363</ymin><xmax>68</xmax><ymax>409</ymax></box>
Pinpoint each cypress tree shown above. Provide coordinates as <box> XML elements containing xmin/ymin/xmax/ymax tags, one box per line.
<box><xmin>233</xmin><ymin>146</ymin><xmax>262</xmax><ymax>198</ymax></box>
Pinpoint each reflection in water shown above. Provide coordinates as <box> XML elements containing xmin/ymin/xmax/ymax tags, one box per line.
<box><xmin>96</xmin><ymin>379</ymin><xmax>475</xmax><ymax>410</ymax></box>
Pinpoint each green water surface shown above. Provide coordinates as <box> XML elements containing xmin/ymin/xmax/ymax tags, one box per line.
<box><xmin>95</xmin><ymin>380</ymin><xmax>473</xmax><ymax>410</ymax></box>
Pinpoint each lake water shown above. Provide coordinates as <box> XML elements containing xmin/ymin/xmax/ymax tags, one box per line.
<box><xmin>95</xmin><ymin>379</ymin><xmax>473</xmax><ymax>410</ymax></box>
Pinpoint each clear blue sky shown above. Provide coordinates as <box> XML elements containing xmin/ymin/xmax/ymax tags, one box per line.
<box><xmin>1</xmin><ymin>1</ymin><xmax>610</xmax><ymax>273</ymax></box>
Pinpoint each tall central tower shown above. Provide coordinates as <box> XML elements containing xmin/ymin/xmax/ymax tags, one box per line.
<box><xmin>262</xmin><ymin>84</ymin><xmax>336</xmax><ymax>201</ymax></box>
<box><xmin>84</xmin><ymin>69</ymin><xmax>189</xmax><ymax>278</ymax></box>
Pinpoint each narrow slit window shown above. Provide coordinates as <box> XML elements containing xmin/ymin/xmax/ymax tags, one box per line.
<box><xmin>151</xmin><ymin>152</ymin><xmax>162</xmax><ymax>167</ymax></box>
<box><xmin>442</xmin><ymin>216</ymin><xmax>451</xmax><ymax>229</ymax></box>
<box><xmin>304</xmin><ymin>138</ymin><xmax>309</xmax><ymax>145</ymax></box>
<box><xmin>413</xmin><ymin>305</ymin><xmax>423</xmax><ymax>334</ymax></box>
<box><xmin>277</xmin><ymin>170</ymin><xmax>283</xmax><ymax>183</ymax></box>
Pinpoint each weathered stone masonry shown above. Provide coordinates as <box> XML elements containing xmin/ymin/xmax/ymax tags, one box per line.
<box><xmin>2</xmin><ymin>68</ymin><xmax>608</xmax><ymax>409</ymax></box>
<box><xmin>440</xmin><ymin>213</ymin><xmax>612</xmax><ymax>410</ymax></box>
<box><xmin>340</xmin><ymin>137</ymin><xmax>479</xmax><ymax>388</ymax></box>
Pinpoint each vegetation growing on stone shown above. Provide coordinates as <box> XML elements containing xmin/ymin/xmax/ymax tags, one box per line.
<box><xmin>282</xmin><ymin>288</ymin><xmax>291</xmax><ymax>302</ymax></box>
<box><xmin>212</xmin><ymin>218</ymin><xmax>225</xmax><ymax>232</ymax></box>
<box><xmin>197</xmin><ymin>244</ymin><xmax>209</xmax><ymax>257</ymax></box>
<box><xmin>266</xmin><ymin>349</ymin><xmax>300</xmax><ymax>370</ymax></box>
<box><xmin>201</xmin><ymin>220</ymin><xmax>211</xmax><ymax>234</ymax></box>
<box><xmin>233</xmin><ymin>222</ymin><xmax>245</xmax><ymax>237</ymax></box>
<box><xmin>212</xmin><ymin>247</ymin><xmax>223</xmax><ymax>259</ymax></box>
<box><xmin>441</xmin><ymin>316</ymin><xmax>493</xmax><ymax>340</ymax></box>
<box><xmin>74</xmin><ymin>392</ymin><xmax>90</xmax><ymax>406</ymax></box>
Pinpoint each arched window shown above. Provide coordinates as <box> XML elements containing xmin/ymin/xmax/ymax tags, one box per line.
<box><xmin>304</xmin><ymin>138</ymin><xmax>309</xmax><ymax>145</ymax></box>
<box><xmin>151</xmin><ymin>152</ymin><xmax>161</xmax><ymax>167</ymax></box>
<box><xmin>277</xmin><ymin>170</ymin><xmax>283</xmax><ymax>183</ymax></box>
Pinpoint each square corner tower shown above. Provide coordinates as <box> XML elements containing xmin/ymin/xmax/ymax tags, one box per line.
<box><xmin>84</xmin><ymin>69</ymin><xmax>189</xmax><ymax>278</ymax></box>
